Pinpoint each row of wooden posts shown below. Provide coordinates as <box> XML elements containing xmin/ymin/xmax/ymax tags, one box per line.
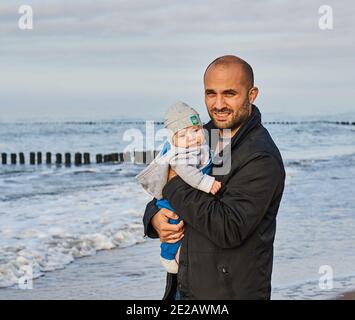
<box><xmin>0</xmin><ymin>151</ymin><xmax>159</xmax><ymax>166</ymax></box>
<box><xmin>2</xmin><ymin>120</ymin><xmax>354</xmax><ymax>166</ymax></box>
<box><xmin>8</xmin><ymin>120</ymin><xmax>354</xmax><ymax>126</ymax></box>
<box><xmin>263</xmin><ymin>121</ymin><xmax>355</xmax><ymax>125</ymax></box>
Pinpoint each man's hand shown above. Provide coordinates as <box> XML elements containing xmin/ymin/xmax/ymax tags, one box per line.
<box><xmin>151</xmin><ymin>207</ymin><xmax>184</xmax><ymax>243</ymax></box>
<box><xmin>167</xmin><ymin>167</ymin><xmax>177</xmax><ymax>181</ymax></box>
<box><xmin>210</xmin><ymin>180</ymin><xmax>222</xmax><ymax>195</ymax></box>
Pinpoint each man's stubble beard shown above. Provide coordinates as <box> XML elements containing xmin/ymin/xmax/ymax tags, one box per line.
<box><xmin>208</xmin><ymin>99</ymin><xmax>251</xmax><ymax>132</ymax></box>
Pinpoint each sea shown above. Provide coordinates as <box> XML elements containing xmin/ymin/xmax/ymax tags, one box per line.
<box><xmin>0</xmin><ymin>112</ymin><xmax>354</xmax><ymax>299</ymax></box>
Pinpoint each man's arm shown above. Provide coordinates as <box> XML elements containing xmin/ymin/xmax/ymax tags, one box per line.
<box><xmin>143</xmin><ymin>198</ymin><xmax>160</xmax><ymax>238</ymax></box>
<box><xmin>162</xmin><ymin>152</ymin><xmax>285</xmax><ymax>249</ymax></box>
<box><xmin>142</xmin><ymin>196</ymin><xmax>185</xmax><ymax>241</ymax></box>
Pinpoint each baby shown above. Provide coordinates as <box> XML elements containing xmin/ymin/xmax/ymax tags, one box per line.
<box><xmin>136</xmin><ymin>101</ymin><xmax>221</xmax><ymax>273</ymax></box>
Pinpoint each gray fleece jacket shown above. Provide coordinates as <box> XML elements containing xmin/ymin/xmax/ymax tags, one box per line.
<box><xmin>136</xmin><ymin>142</ymin><xmax>215</xmax><ymax>200</ymax></box>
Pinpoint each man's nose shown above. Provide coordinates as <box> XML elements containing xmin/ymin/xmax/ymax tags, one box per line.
<box><xmin>214</xmin><ymin>94</ymin><xmax>226</xmax><ymax>109</ymax></box>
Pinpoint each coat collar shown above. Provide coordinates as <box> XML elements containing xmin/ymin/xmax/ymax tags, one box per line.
<box><xmin>204</xmin><ymin>104</ymin><xmax>262</xmax><ymax>155</ymax></box>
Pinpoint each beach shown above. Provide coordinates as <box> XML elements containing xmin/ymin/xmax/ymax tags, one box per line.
<box><xmin>0</xmin><ymin>237</ymin><xmax>353</xmax><ymax>300</ymax></box>
<box><xmin>0</xmin><ymin>239</ymin><xmax>166</xmax><ymax>300</ymax></box>
<box><xmin>337</xmin><ymin>291</ymin><xmax>355</xmax><ymax>300</ymax></box>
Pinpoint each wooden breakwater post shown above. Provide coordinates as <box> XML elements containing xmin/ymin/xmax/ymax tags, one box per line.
<box><xmin>133</xmin><ymin>150</ymin><xmax>143</xmax><ymax>164</ymax></box>
<box><xmin>122</xmin><ymin>150</ymin><xmax>158</xmax><ymax>164</ymax></box>
<box><xmin>1</xmin><ymin>153</ymin><xmax>6</xmax><ymax>165</ymax></box>
<box><xmin>83</xmin><ymin>153</ymin><xmax>90</xmax><ymax>165</ymax></box>
<box><xmin>19</xmin><ymin>152</ymin><xmax>25</xmax><ymax>165</ymax></box>
<box><xmin>11</xmin><ymin>153</ymin><xmax>17</xmax><ymax>165</ymax></box>
<box><xmin>30</xmin><ymin>152</ymin><xmax>35</xmax><ymax>165</ymax></box>
<box><xmin>46</xmin><ymin>152</ymin><xmax>52</xmax><ymax>165</ymax></box>
<box><xmin>133</xmin><ymin>150</ymin><xmax>156</xmax><ymax>164</ymax></box>
<box><xmin>37</xmin><ymin>152</ymin><xmax>42</xmax><ymax>165</ymax></box>
<box><xmin>123</xmin><ymin>151</ymin><xmax>132</xmax><ymax>163</ymax></box>
<box><xmin>75</xmin><ymin>153</ymin><xmax>82</xmax><ymax>165</ymax></box>
<box><xmin>134</xmin><ymin>150</ymin><xmax>152</xmax><ymax>164</ymax></box>
<box><xmin>96</xmin><ymin>154</ymin><xmax>103</xmax><ymax>164</ymax></box>
<box><xmin>56</xmin><ymin>153</ymin><xmax>62</xmax><ymax>165</ymax></box>
<box><xmin>65</xmin><ymin>153</ymin><xmax>71</xmax><ymax>166</ymax></box>
<box><xmin>103</xmin><ymin>153</ymin><xmax>120</xmax><ymax>164</ymax></box>
<box><xmin>103</xmin><ymin>154</ymin><xmax>111</xmax><ymax>163</ymax></box>
<box><xmin>0</xmin><ymin>150</ymin><xmax>159</xmax><ymax>166</ymax></box>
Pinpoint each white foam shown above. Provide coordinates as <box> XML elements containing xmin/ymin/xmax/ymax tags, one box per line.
<box><xmin>0</xmin><ymin>171</ymin><xmax>151</xmax><ymax>288</ymax></box>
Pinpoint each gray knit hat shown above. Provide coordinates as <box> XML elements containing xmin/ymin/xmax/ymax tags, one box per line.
<box><xmin>164</xmin><ymin>101</ymin><xmax>202</xmax><ymax>135</ymax></box>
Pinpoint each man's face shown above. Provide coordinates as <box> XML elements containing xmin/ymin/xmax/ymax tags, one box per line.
<box><xmin>204</xmin><ymin>64</ymin><xmax>256</xmax><ymax>132</ymax></box>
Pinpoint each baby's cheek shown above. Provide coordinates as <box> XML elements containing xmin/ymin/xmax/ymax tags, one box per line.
<box><xmin>176</xmin><ymin>136</ymin><xmax>189</xmax><ymax>148</ymax></box>
<box><xmin>185</xmin><ymin>136</ymin><xmax>193</xmax><ymax>147</ymax></box>
<box><xmin>198</xmin><ymin>131</ymin><xmax>206</xmax><ymax>143</ymax></box>
<box><xmin>196</xmin><ymin>136</ymin><xmax>203</xmax><ymax>146</ymax></box>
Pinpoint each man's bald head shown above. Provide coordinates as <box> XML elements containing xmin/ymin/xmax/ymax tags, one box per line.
<box><xmin>203</xmin><ymin>55</ymin><xmax>259</xmax><ymax>133</ymax></box>
<box><xmin>204</xmin><ymin>55</ymin><xmax>254</xmax><ymax>89</ymax></box>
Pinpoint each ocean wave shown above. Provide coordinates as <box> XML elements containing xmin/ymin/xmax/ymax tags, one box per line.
<box><xmin>285</xmin><ymin>159</ymin><xmax>330</xmax><ymax>167</ymax></box>
<box><xmin>72</xmin><ymin>169</ymin><xmax>100</xmax><ymax>175</ymax></box>
<box><xmin>0</xmin><ymin>170</ymin><xmax>29</xmax><ymax>176</ymax></box>
<box><xmin>284</xmin><ymin>151</ymin><xmax>355</xmax><ymax>168</ymax></box>
<box><xmin>0</xmin><ymin>223</ymin><xmax>145</xmax><ymax>289</ymax></box>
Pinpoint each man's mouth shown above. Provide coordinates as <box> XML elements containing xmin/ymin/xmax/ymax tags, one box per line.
<box><xmin>213</xmin><ymin>111</ymin><xmax>231</xmax><ymax>121</ymax></box>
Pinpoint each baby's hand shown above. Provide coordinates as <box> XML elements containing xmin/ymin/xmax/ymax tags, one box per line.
<box><xmin>210</xmin><ymin>180</ymin><xmax>222</xmax><ymax>195</ymax></box>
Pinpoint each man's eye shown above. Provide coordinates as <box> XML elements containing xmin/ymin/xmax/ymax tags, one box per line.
<box><xmin>225</xmin><ymin>92</ymin><xmax>235</xmax><ymax>97</ymax></box>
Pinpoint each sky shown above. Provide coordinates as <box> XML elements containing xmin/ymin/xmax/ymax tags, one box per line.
<box><xmin>0</xmin><ymin>0</ymin><xmax>354</xmax><ymax>121</ymax></box>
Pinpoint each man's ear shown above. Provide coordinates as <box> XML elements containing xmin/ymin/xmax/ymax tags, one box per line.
<box><xmin>249</xmin><ymin>87</ymin><xmax>259</xmax><ymax>104</ymax></box>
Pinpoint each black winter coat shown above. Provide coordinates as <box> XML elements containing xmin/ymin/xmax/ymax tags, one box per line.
<box><xmin>143</xmin><ymin>105</ymin><xmax>285</xmax><ymax>300</ymax></box>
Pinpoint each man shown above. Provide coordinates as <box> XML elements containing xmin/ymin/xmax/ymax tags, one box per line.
<box><xmin>143</xmin><ymin>55</ymin><xmax>285</xmax><ymax>300</ymax></box>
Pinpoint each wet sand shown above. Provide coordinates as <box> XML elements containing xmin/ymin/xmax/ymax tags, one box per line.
<box><xmin>1</xmin><ymin>237</ymin><xmax>354</xmax><ymax>300</ymax></box>
<box><xmin>337</xmin><ymin>291</ymin><xmax>355</xmax><ymax>300</ymax></box>
<box><xmin>0</xmin><ymin>239</ymin><xmax>166</xmax><ymax>300</ymax></box>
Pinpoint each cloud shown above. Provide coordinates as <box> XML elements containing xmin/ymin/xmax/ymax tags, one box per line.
<box><xmin>0</xmin><ymin>0</ymin><xmax>354</xmax><ymax>118</ymax></box>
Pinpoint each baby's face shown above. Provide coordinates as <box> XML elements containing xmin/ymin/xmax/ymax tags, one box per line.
<box><xmin>172</xmin><ymin>125</ymin><xmax>205</xmax><ymax>148</ymax></box>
